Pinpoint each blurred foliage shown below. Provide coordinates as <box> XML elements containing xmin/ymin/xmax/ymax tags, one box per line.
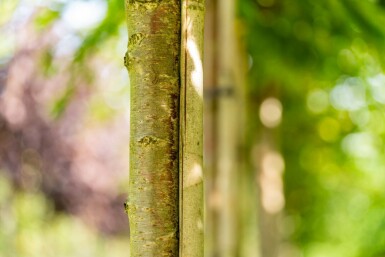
<box><xmin>34</xmin><ymin>8</ymin><xmax>60</xmax><ymax>31</ymax></box>
<box><xmin>74</xmin><ymin>0</ymin><xmax>125</xmax><ymax>62</ymax></box>
<box><xmin>239</xmin><ymin>0</ymin><xmax>385</xmax><ymax>256</ymax></box>
<box><xmin>0</xmin><ymin>174</ymin><xmax>130</xmax><ymax>257</ymax></box>
<box><xmin>0</xmin><ymin>0</ymin><xmax>130</xmax><ymax>256</ymax></box>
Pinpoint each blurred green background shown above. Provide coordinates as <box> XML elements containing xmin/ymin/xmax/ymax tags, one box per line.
<box><xmin>0</xmin><ymin>0</ymin><xmax>130</xmax><ymax>256</ymax></box>
<box><xmin>2</xmin><ymin>0</ymin><xmax>385</xmax><ymax>256</ymax></box>
<box><xmin>240</xmin><ymin>0</ymin><xmax>385</xmax><ymax>256</ymax></box>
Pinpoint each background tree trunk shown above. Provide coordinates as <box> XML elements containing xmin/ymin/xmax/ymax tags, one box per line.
<box><xmin>124</xmin><ymin>0</ymin><xmax>181</xmax><ymax>256</ymax></box>
<box><xmin>215</xmin><ymin>0</ymin><xmax>240</xmax><ymax>255</ymax></box>
<box><xmin>204</xmin><ymin>0</ymin><xmax>240</xmax><ymax>255</ymax></box>
<box><xmin>203</xmin><ymin>0</ymin><xmax>219</xmax><ymax>255</ymax></box>
<box><xmin>247</xmin><ymin>87</ymin><xmax>283</xmax><ymax>257</ymax></box>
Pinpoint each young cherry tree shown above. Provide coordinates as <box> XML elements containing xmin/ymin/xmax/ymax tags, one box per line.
<box><xmin>124</xmin><ymin>0</ymin><xmax>204</xmax><ymax>256</ymax></box>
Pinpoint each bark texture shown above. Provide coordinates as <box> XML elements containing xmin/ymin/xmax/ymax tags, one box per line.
<box><xmin>179</xmin><ymin>0</ymin><xmax>205</xmax><ymax>256</ymax></box>
<box><xmin>124</xmin><ymin>0</ymin><xmax>181</xmax><ymax>256</ymax></box>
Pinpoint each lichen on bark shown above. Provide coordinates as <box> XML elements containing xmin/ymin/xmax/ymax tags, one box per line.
<box><xmin>124</xmin><ymin>0</ymin><xmax>181</xmax><ymax>256</ymax></box>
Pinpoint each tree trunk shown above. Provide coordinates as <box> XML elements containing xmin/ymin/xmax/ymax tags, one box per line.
<box><xmin>203</xmin><ymin>0</ymin><xmax>241</xmax><ymax>255</ymax></box>
<box><xmin>124</xmin><ymin>1</ymin><xmax>181</xmax><ymax>256</ymax></box>
<box><xmin>203</xmin><ymin>0</ymin><xmax>218</xmax><ymax>255</ymax></box>
<box><xmin>217</xmin><ymin>0</ymin><xmax>241</xmax><ymax>255</ymax></box>
<box><xmin>248</xmin><ymin>88</ymin><xmax>283</xmax><ymax>257</ymax></box>
<box><xmin>212</xmin><ymin>0</ymin><xmax>241</xmax><ymax>255</ymax></box>
<box><xmin>179</xmin><ymin>0</ymin><xmax>205</xmax><ymax>256</ymax></box>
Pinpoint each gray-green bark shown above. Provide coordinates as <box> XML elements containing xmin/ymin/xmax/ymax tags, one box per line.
<box><xmin>124</xmin><ymin>0</ymin><xmax>181</xmax><ymax>256</ymax></box>
<box><xmin>179</xmin><ymin>0</ymin><xmax>205</xmax><ymax>256</ymax></box>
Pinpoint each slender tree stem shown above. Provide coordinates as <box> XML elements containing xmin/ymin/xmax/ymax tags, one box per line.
<box><xmin>125</xmin><ymin>0</ymin><xmax>181</xmax><ymax>256</ymax></box>
<box><xmin>179</xmin><ymin>0</ymin><xmax>205</xmax><ymax>256</ymax></box>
